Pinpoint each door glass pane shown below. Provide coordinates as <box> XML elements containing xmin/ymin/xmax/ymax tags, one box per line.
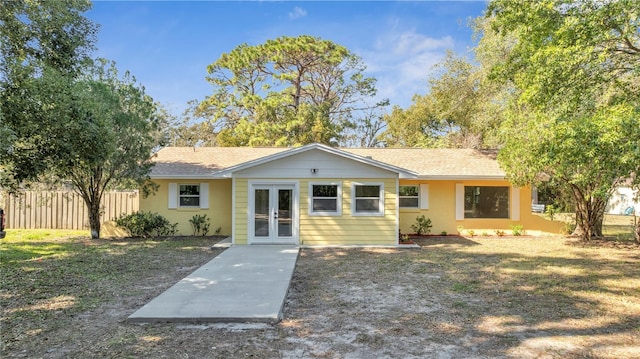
<box><xmin>278</xmin><ymin>189</ymin><xmax>292</xmax><ymax>237</ymax></box>
<box><xmin>254</xmin><ymin>189</ymin><xmax>269</xmax><ymax>237</ymax></box>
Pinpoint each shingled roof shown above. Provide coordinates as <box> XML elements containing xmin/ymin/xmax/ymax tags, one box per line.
<box><xmin>150</xmin><ymin>146</ymin><xmax>505</xmax><ymax>179</ymax></box>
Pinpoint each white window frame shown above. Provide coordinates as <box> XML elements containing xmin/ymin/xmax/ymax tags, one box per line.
<box><xmin>179</xmin><ymin>184</ymin><xmax>201</xmax><ymax>207</ymax></box>
<box><xmin>308</xmin><ymin>182</ymin><xmax>342</xmax><ymax>216</ymax></box>
<box><xmin>399</xmin><ymin>185</ymin><xmax>419</xmax><ymax>208</ymax></box>
<box><xmin>168</xmin><ymin>182</ymin><xmax>209</xmax><ymax>209</ymax></box>
<box><xmin>351</xmin><ymin>182</ymin><xmax>385</xmax><ymax>217</ymax></box>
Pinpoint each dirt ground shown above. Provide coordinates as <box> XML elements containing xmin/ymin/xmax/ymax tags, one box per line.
<box><xmin>2</xmin><ymin>235</ymin><xmax>639</xmax><ymax>358</ymax></box>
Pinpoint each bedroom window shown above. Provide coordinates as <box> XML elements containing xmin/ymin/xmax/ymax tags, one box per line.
<box><xmin>352</xmin><ymin>183</ymin><xmax>384</xmax><ymax>216</ymax></box>
<box><xmin>179</xmin><ymin>184</ymin><xmax>200</xmax><ymax>207</ymax></box>
<box><xmin>399</xmin><ymin>185</ymin><xmax>419</xmax><ymax>208</ymax></box>
<box><xmin>310</xmin><ymin>183</ymin><xmax>341</xmax><ymax>215</ymax></box>
<box><xmin>464</xmin><ymin>186</ymin><xmax>509</xmax><ymax>218</ymax></box>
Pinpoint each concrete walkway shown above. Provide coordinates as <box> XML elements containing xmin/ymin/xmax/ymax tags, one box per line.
<box><xmin>128</xmin><ymin>245</ymin><xmax>300</xmax><ymax>324</ymax></box>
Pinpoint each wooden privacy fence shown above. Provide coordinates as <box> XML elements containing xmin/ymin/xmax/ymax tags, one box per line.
<box><xmin>2</xmin><ymin>190</ymin><xmax>139</xmax><ymax>230</ymax></box>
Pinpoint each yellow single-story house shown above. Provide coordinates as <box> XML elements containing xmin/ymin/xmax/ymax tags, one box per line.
<box><xmin>141</xmin><ymin>143</ymin><xmax>564</xmax><ymax>245</ymax></box>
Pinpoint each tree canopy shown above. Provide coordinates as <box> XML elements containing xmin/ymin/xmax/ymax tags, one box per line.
<box><xmin>196</xmin><ymin>35</ymin><xmax>385</xmax><ymax>147</ymax></box>
<box><xmin>0</xmin><ymin>0</ymin><xmax>97</xmax><ymax>187</ymax></box>
<box><xmin>486</xmin><ymin>0</ymin><xmax>640</xmax><ymax>240</ymax></box>
<box><xmin>61</xmin><ymin>60</ymin><xmax>159</xmax><ymax>238</ymax></box>
<box><xmin>382</xmin><ymin>21</ymin><xmax>511</xmax><ymax>149</ymax></box>
<box><xmin>1</xmin><ymin>2</ymin><xmax>160</xmax><ymax>239</ymax></box>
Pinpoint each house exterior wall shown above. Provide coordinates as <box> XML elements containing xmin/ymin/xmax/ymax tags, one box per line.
<box><xmin>300</xmin><ymin>178</ymin><xmax>397</xmax><ymax>246</ymax></box>
<box><xmin>233</xmin><ymin>150</ymin><xmax>398</xmax><ymax>179</ymax></box>
<box><xmin>398</xmin><ymin>180</ymin><xmax>565</xmax><ymax>236</ymax></box>
<box><xmin>233</xmin><ymin>178</ymin><xmax>249</xmax><ymax>244</ymax></box>
<box><xmin>142</xmin><ymin>177</ymin><xmax>565</xmax><ymax>241</ymax></box>
<box><xmin>232</xmin><ymin>177</ymin><xmax>398</xmax><ymax>246</ymax></box>
<box><xmin>140</xmin><ymin>179</ymin><xmax>233</xmax><ymax>236</ymax></box>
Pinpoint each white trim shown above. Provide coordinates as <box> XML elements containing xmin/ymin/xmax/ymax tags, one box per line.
<box><xmin>511</xmin><ymin>186</ymin><xmax>520</xmax><ymax>220</ymax></box>
<box><xmin>308</xmin><ymin>182</ymin><xmax>342</xmax><ymax>216</ymax></box>
<box><xmin>399</xmin><ymin>184</ymin><xmax>420</xmax><ymax>209</ymax></box>
<box><xmin>247</xmin><ymin>180</ymin><xmax>299</xmax><ymax>245</ymax></box>
<box><xmin>231</xmin><ymin>178</ymin><xmax>236</xmax><ymax>245</ymax></box>
<box><xmin>351</xmin><ymin>182</ymin><xmax>385</xmax><ymax>217</ymax></box>
<box><xmin>199</xmin><ymin>183</ymin><xmax>209</xmax><ymax>209</ymax></box>
<box><xmin>178</xmin><ymin>183</ymin><xmax>201</xmax><ymax>208</ymax></box>
<box><xmin>152</xmin><ymin>174</ymin><xmax>506</xmax><ymax>181</ymax></box>
<box><xmin>420</xmin><ymin>184</ymin><xmax>429</xmax><ymax>209</ymax></box>
<box><xmin>417</xmin><ymin>175</ymin><xmax>506</xmax><ymax>180</ymax></box>
<box><xmin>455</xmin><ymin>183</ymin><xmax>464</xmax><ymax>220</ymax></box>
<box><xmin>168</xmin><ymin>183</ymin><xmax>177</xmax><ymax>209</ymax></box>
<box><xmin>395</xmin><ymin>178</ymin><xmax>400</xmax><ymax>245</ymax></box>
<box><xmin>151</xmin><ymin>174</ymin><xmax>216</xmax><ymax>179</ymax></box>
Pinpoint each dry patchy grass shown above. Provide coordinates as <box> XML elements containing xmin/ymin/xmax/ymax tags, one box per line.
<box><xmin>1</xmin><ymin>230</ymin><xmax>639</xmax><ymax>358</ymax></box>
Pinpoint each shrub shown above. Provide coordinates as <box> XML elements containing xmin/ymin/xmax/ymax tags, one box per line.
<box><xmin>189</xmin><ymin>214</ymin><xmax>211</xmax><ymax>236</ymax></box>
<box><xmin>511</xmin><ymin>224</ymin><xmax>524</xmax><ymax>236</ymax></box>
<box><xmin>495</xmin><ymin>230</ymin><xmax>506</xmax><ymax>237</ymax></box>
<box><xmin>410</xmin><ymin>215</ymin><xmax>432</xmax><ymax>236</ymax></box>
<box><xmin>115</xmin><ymin>211</ymin><xmax>178</xmax><ymax>238</ymax></box>
<box><xmin>545</xmin><ymin>204</ymin><xmax>556</xmax><ymax>221</ymax></box>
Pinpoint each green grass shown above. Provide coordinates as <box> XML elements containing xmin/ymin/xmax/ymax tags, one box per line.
<box><xmin>1</xmin><ymin>229</ymin><xmax>89</xmax><ymax>263</ymax></box>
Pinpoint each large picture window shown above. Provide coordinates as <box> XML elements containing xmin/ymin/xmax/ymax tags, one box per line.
<box><xmin>310</xmin><ymin>183</ymin><xmax>341</xmax><ymax>215</ymax></box>
<box><xmin>464</xmin><ymin>186</ymin><xmax>509</xmax><ymax>218</ymax></box>
<box><xmin>399</xmin><ymin>185</ymin><xmax>419</xmax><ymax>208</ymax></box>
<box><xmin>353</xmin><ymin>183</ymin><xmax>384</xmax><ymax>215</ymax></box>
<box><xmin>179</xmin><ymin>184</ymin><xmax>200</xmax><ymax>207</ymax></box>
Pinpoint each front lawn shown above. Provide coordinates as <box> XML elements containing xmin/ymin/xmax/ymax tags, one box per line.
<box><xmin>1</xmin><ymin>230</ymin><xmax>639</xmax><ymax>358</ymax></box>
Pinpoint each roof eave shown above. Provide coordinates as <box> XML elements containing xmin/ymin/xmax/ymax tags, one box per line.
<box><xmin>150</xmin><ymin>174</ymin><xmax>217</xmax><ymax>180</ymax></box>
<box><xmin>416</xmin><ymin>175</ymin><xmax>507</xmax><ymax>181</ymax></box>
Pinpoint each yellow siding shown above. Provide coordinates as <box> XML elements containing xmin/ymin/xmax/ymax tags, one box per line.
<box><xmin>300</xmin><ymin>178</ymin><xmax>397</xmax><ymax>245</ymax></box>
<box><xmin>234</xmin><ymin>178</ymin><xmax>249</xmax><ymax>244</ymax></box>
<box><xmin>139</xmin><ymin>179</ymin><xmax>232</xmax><ymax>236</ymax></box>
<box><xmin>399</xmin><ymin>180</ymin><xmax>565</xmax><ymax>235</ymax></box>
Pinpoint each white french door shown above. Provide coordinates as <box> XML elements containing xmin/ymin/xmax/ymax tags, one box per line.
<box><xmin>250</xmin><ymin>184</ymin><xmax>298</xmax><ymax>244</ymax></box>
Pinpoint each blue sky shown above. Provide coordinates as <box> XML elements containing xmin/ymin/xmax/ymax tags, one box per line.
<box><xmin>87</xmin><ymin>1</ymin><xmax>488</xmax><ymax>117</ymax></box>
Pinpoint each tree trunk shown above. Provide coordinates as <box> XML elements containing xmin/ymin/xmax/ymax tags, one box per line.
<box><xmin>87</xmin><ymin>196</ymin><xmax>101</xmax><ymax>239</ymax></box>
<box><xmin>572</xmin><ymin>208</ymin><xmax>585</xmax><ymax>238</ymax></box>
<box><xmin>79</xmin><ymin>188</ymin><xmax>103</xmax><ymax>240</ymax></box>
<box><xmin>569</xmin><ymin>185</ymin><xmax>605</xmax><ymax>240</ymax></box>
<box><xmin>635</xmin><ymin>216</ymin><xmax>640</xmax><ymax>243</ymax></box>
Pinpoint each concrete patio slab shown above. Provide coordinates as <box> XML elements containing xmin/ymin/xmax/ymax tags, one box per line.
<box><xmin>128</xmin><ymin>245</ymin><xmax>300</xmax><ymax>324</ymax></box>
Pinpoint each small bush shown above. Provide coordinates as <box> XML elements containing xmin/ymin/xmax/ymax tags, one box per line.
<box><xmin>440</xmin><ymin>231</ymin><xmax>447</xmax><ymax>236</ymax></box>
<box><xmin>115</xmin><ymin>211</ymin><xmax>178</xmax><ymax>238</ymax></box>
<box><xmin>189</xmin><ymin>214</ymin><xmax>211</xmax><ymax>236</ymax></box>
<box><xmin>495</xmin><ymin>230</ymin><xmax>506</xmax><ymax>237</ymax></box>
<box><xmin>411</xmin><ymin>215</ymin><xmax>432</xmax><ymax>236</ymax></box>
<box><xmin>545</xmin><ymin>205</ymin><xmax>556</xmax><ymax>221</ymax></box>
<box><xmin>511</xmin><ymin>224</ymin><xmax>524</xmax><ymax>236</ymax></box>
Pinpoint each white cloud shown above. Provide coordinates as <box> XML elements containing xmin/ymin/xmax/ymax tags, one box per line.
<box><xmin>288</xmin><ymin>6</ymin><xmax>307</xmax><ymax>20</ymax></box>
<box><xmin>359</xmin><ymin>29</ymin><xmax>455</xmax><ymax>108</ymax></box>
